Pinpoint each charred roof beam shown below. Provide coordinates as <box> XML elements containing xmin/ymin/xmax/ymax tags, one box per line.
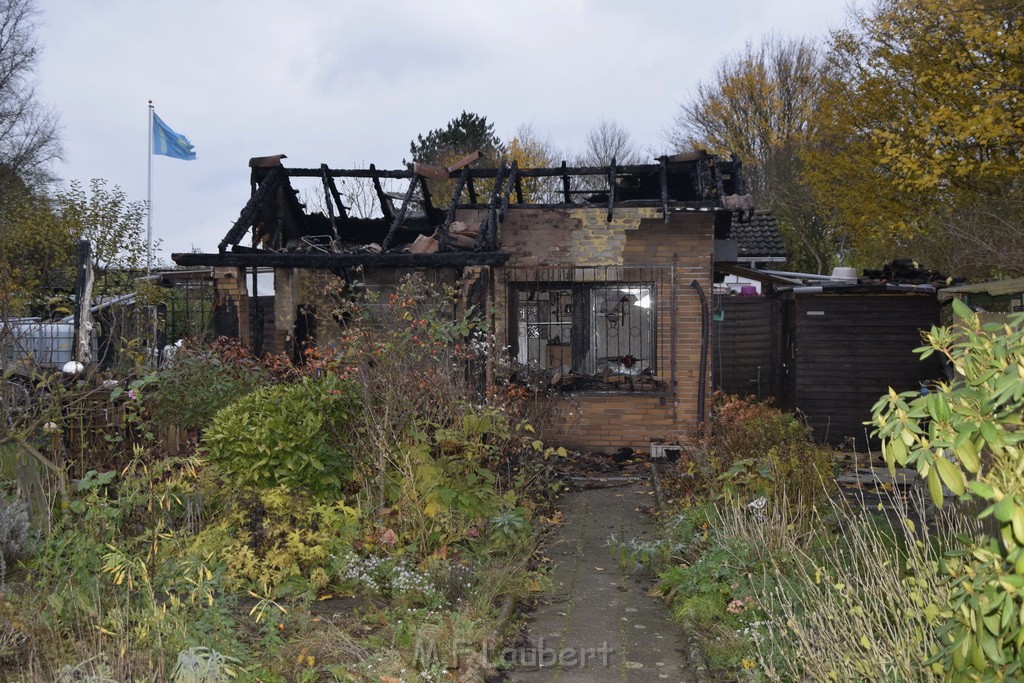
<box><xmin>368</xmin><ymin>163</ymin><xmax>395</xmax><ymax>224</ymax></box>
<box><xmin>477</xmin><ymin>164</ymin><xmax>507</xmax><ymax>252</ymax></box>
<box><xmin>439</xmin><ymin>165</ymin><xmax>471</xmax><ymax>252</ymax></box>
<box><xmin>319</xmin><ymin>164</ymin><xmax>341</xmax><ymax>239</ymax></box>
<box><xmin>381</xmin><ymin>175</ymin><xmax>419</xmax><ymax>252</ymax></box>
<box><xmin>607</xmin><ymin>158</ymin><xmax>617</xmax><ymax>223</ymax></box>
<box><xmin>220</xmin><ymin>166</ymin><xmax>284</xmax><ymax>253</ymax></box>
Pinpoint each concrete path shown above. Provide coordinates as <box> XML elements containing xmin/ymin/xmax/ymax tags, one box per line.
<box><xmin>508</xmin><ymin>481</ymin><xmax>700</xmax><ymax>682</ymax></box>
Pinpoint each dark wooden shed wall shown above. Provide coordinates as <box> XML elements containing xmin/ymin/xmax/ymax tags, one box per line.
<box><xmin>782</xmin><ymin>292</ymin><xmax>941</xmax><ymax>447</ymax></box>
<box><xmin>712</xmin><ymin>296</ymin><xmax>781</xmax><ymax>400</ymax></box>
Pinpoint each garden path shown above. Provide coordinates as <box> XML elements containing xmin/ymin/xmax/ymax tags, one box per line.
<box><xmin>508</xmin><ymin>480</ymin><xmax>702</xmax><ymax>682</ymax></box>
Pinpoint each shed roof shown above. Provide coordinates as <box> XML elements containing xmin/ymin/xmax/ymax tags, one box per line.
<box><xmin>937</xmin><ymin>277</ymin><xmax>1024</xmax><ymax>302</ymax></box>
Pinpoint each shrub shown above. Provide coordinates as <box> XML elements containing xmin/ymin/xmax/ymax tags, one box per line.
<box><xmin>686</xmin><ymin>393</ymin><xmax>835</xmax><ymax>507</ymax></box>
<box><xmin>203</xmin><ymin>375</ymin><xmax>362</xmax><ymax>498</ymax></box>
<box><xmin>871</xmin><ymin>303</ymin><xmax>1024</xmax><ymax>676</ymax></box>
<box><xmin>190</xmin><ymin>485</ymin><xmax>360</xmax><ymax>597</ymax></box>
<box><xmin>149</xmin><ymin>339</ymin><xmax>272</xmax><ymax>432</ymax></box>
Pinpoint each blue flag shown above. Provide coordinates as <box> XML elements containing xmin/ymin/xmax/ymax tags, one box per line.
<box><xmin>152</xmin><ymin>112</ymin><xmax>197</xmax><ymax>160</ymax></box>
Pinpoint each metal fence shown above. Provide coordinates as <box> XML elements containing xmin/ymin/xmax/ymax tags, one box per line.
<box><xmin>1</xmin><ymin>270</ymin><xmax>216</xmax><ymax>378</ymax></box>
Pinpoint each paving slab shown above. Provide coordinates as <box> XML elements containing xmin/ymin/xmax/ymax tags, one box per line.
<box><xmin>507</xmin><ymin>481</ymin><xmax>699</xmax><ymax>682</ymax></box>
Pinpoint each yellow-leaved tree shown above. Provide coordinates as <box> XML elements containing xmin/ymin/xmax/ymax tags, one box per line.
<box><xmin>804</xmin><ymin>0</ymin><xmax>1024</xmax><ymax>276</ymax></box>
<box><xmin>505</xmin><ymin>123</ymin><xmax>561</xmax><ymax>203</ymax></box>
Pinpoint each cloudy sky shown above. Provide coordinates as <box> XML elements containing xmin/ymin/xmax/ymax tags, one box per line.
<box><xmin>34</xmin><ymin>1</ymin><xmax>852</xmax><ymax>262</ymax></box>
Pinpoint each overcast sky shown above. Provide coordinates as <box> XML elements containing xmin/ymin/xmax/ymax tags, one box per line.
<box><xmin>34</xmin><ymin>1</ymin><xmax>852</xmax><ymax>262</ymax></box>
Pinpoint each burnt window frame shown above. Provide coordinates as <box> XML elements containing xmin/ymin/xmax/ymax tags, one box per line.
<box><xmin>509</xmin><ymin>280</ymin><xmax>658</xmax><ymax>385</ymax></box>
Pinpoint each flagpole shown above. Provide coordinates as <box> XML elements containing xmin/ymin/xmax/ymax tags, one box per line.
<box><xmin>147</xmin><ymin>100</ymin><xmax>154</xmax><ymax>274</ymax></box>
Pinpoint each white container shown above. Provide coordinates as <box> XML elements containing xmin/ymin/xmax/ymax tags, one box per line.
<box><xmin>830</xmin><ymin>267</ymin><xmax>858</xmax><ymax>283</ymax></box>
<box><xmin>1</xmin><ymin>319</ymin><xmax>77</xmax><ymax>370</ymax></box>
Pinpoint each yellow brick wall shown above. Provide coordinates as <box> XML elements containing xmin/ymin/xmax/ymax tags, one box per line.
<box><xmin>212</xmin><ymin>267</ymin><xmax>250</xmax><ymax>348</ymax></box>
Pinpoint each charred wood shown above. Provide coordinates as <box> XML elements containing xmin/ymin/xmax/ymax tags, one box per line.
<box><xmin>173</xmin><ymin>250</ymin><xmax>512</xmax><ymax>269</ymax></box>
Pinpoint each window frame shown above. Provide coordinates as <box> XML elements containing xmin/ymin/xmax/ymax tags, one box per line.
<box><xmin>508</xmin><ymin>278</ymin><xmax>660</xmax><ymax>390</ymax></box>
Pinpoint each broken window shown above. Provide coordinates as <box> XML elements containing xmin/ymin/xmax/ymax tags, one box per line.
<box><xmin>511</xmin><ymin>282</ymin><xmax>655</xmax><ymax>380</ymax></box>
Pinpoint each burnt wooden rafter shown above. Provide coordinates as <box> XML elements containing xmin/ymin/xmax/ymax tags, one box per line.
<box><xmin>381</xmin><ymin>175</ymin><xmax>418</xmax><ymax>252</ymax></box>
<box><xmin>319</xmin><ymin>164</ymin><xmax>340</xmax><ymax>239</ymax></box>
<box><xmin>440</xmin><ymin>165</ymin><xmax>471</xmax><ymax>252</ymax></box>
<box><xmin>285</xmin><ymin>161</ymin><xmax>728</xmax><ymax>182</ymax></box>
<box><xmin>321</xmin><ymin>163</ymin><xmax>349</xmax><ymax>221</ymax></box>
<box><xmin>561</xmin><ymin>160</ymin><xmax>571</xmax><ymax>203</ymax></box>
<box><xmin>419</xmin><ymin>175</ymin><xmax>435</xmax><ymax>217</ymax></box>
<box><xmin>477</xmin><ymin>164</ymin><xmax>507</xmax><ymax>252</ymax></box>
<box><xmin>607</xmin><ymin>158</ymin><xmax>617</xmax><ymax>223</ymax></box>
<box><xmin>660</xmin><ymin>157</ymin><xmax>669</xmax><ymax>224</ymax></box>
<box><xmin>174</xmin><ymin>248</ymin><xmax>511</xmax><ymax>269</ymax></box>
<box><xmin>271</xmin><ymin>188</ymin><xmax>285</xmax><ymax>250</ymax></box>
<box><xmin>499</xmin><ymin>161</ymin><xmax>518</xmax><ymax>223</ymax></box>
<box><xmin>369</xmin><ymin>163</ymin><xmax>394</xmax><ymax>223</ymax></box>
<box><xmin>220</xmin><ymin>166</ymin><xmax>284</xmax><ymax>253</ymax></box>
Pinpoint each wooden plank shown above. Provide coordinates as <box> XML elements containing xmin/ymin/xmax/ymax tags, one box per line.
<box><xmin>446</xmin><ymin>150</ymin><xmax>482</xmax><ymax>173</ymax></box>
<box><xmin>413</xmin><ymin>162</ymin><xmax>450</xmax><ymax>180</ymax></box>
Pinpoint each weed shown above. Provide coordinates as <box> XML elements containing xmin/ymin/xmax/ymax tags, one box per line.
<box><xmin>0</xmin><ymin>494</ymin><xmax>29</xmax><ymax>587</ymax></box>
<box><xmin>169</xmin><ymin>647</ymin><xmax>239</xmax><ymax>683</ymax></box>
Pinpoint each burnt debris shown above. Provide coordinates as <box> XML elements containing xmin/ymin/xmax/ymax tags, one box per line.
<box><xmin>173</xmin><ymin>151</ymin><xmax>751</xmax><ymax>270</ymax></box>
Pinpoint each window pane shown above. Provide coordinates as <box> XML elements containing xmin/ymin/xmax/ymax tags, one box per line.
<box><xmin>592</xmin><ymin>285</ymin><xmax>653</xmax><ymax>376</ymax></box>
<box><xmin>513</xmin><ymin>283</ymin><xmax>653</xmax><ymax>381</ymax></box>
<box><xmin>515</xmin><ymin>288</ymin><xmax>572</xmax><ymax>370</ymax></box>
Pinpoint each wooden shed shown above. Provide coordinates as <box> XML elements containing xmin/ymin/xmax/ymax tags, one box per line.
<box><xmin>712</xmin><ymin>295</ymin><xmax>782</xmax><ymax>400</ymax></box>
<box><xmin>779</xmin><ymin>285</ymin><xmax>942</xmax><ymax>448</ymax></box>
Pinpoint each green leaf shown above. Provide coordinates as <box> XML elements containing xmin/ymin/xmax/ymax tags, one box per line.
<box><xmin>935</xmin><ymin>457</ymin><xmax>965</xmax><ymax>496</ymax></box>
<box><xmin>994</xmin><ymin>496</ymin><xmax>1016</xmax><ymax>523</ymax></box>
<box><xmin>926</xmin><ymin>468</ymin><xmax>944</xmax><ymax>507</ymax></box>
<box><xmin>955</xmin><ymin>439</ymin><xmax>981</xmax><ymax>474</ymax></box>
<box><xmin>980</xmin><ymin>420</ymin><xmax>999</xmax><ymax>445</ymax></box>
<box><xmin>886</xmin><ymin>437</ymin><xmax>909</xmax><ymax>466</ymax></box>
<box><xmin>952</xmin><ymin>298</ymin><xmax>974</xmax><ymax>322</ymax></box>
<box><xmin>967</xmin><ymin>481</ymin><xmax>996</xmax><ymax>500</ymax></box>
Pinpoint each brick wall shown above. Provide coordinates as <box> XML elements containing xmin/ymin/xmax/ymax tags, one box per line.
<box><xmin>479</xmin><ymin>206</ymin><xmax>714</xmax><ymax>452</ymax></box>
<box><xmin>211</xmin><ymin>267</ymin><xmax>250</xmax><ymax>348</ymax></box>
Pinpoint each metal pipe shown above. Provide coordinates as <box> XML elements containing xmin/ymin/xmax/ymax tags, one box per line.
<box><xmin>690</xmin><ymin>279</ymin><xmax>709</xmax><ymax>423</ymax></box>
<box><xmin>758</xmin><ymin>269</ymin><xmax>836</xmax><ymax>281</ymax></box>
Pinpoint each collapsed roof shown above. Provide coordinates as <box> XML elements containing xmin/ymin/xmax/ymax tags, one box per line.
<box><xmin>172</xmin><ymin>151</ymin><xmax>775</xmax><ymax>270</ymax></box>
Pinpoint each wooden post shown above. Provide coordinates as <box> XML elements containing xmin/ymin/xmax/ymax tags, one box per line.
<box><xmin>73</xmin><ymin>238</ymin><xmax>94</xmax><ymax>365</ymax></box>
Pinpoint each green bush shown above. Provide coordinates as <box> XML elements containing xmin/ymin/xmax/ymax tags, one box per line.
<box><xmin>203</xmin><ymin>375</ymin><xmax>362</xmax><ymax>497</ymax></box>
<box><xmin>688</xmin><ymin>392</ymin><xmax>835</xmax><ymax>507</ymax></box>
<box><xmin>150</xmin><ymin>346</ymin><xmax>272</xmax><ymax>431</ymax></box>
<box><xmin>871</xmin><ymin>303</ymin><xmax>1024</xmax><ymax>677</ymax></box>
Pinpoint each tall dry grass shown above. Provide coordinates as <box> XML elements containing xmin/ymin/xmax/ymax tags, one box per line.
<box><xmin>720</xmin><ymin>489</ymin><xmax>979</xmax><ymax>681</ymax></box>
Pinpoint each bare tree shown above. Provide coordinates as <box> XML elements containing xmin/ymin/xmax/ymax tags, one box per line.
<box><xmin>0</xmin><ymin>0</ymin><xmax>62</xmax><ymax>191</ymax></box>
<box><xmin>580</xmin><ymin>119</ymin><xmax>643</xmax><ymax>166</ymax></box>
<box><xmin>667</xmin><ymin>34</ymin><xmax>824</xmax><ymax>194</ymax></box>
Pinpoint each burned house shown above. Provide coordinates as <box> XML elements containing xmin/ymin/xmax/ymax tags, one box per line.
<box><xmin>173</xmin><ymin>151</ymin><xmax>772</xmax><ymax>450</ymax></box>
